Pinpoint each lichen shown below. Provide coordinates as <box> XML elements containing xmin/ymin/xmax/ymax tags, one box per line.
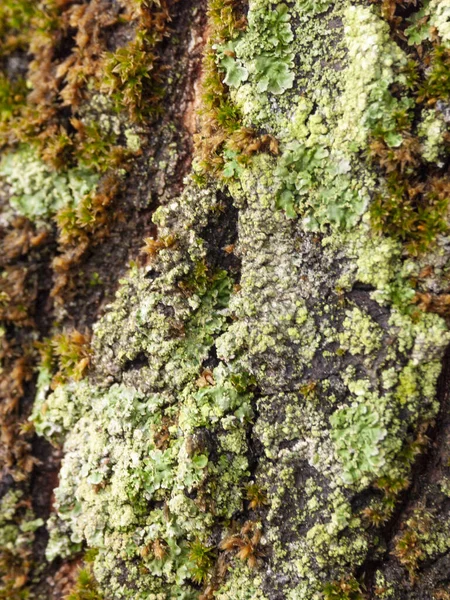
<box><xmin>430</xmin><ymin>0</ymin><xmax>450</xmax><ymax>45</ymax></box>
<box><xmin>227</xmin><ymin>2</ymin><xmax>295</xmax><ymax>96</ymax></box>
<box><xmin>334</xmin><ymin>5</ymin><xmax>409</xmax><ymax>151</ymax></box>
<box><xmin>418</xmin><ymin>109</ymin><xmax>448</xmax><ymax>164</ymax></box>
<box><xmin>0</xmin><ymin>145</ymin><xmax>98</xmax><ymax>220</ymax></box>
<box><xmin>213</xmin><ymin>566</ymin><xmax>266</xmax><ymax>599</ymax></box>
<box><xmin>338</xmin><ymin>307</ymin><xmax>383</xmax><ymax>356</ymax></box>
<box><xmin>330</xmin><ymin>397</ymin><xmax>391</xmax><ymax>485</ymax></box>
<box><xmin>407</xmin><ymin>0</ymin><xmax>450</xmax><ymax>47</ymax></box>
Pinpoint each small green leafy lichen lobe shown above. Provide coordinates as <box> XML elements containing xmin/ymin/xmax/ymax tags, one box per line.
<box><xmin>27</xmin><ymin>0</ymin><xmax>450</xmax><ymax>598</ymax></box>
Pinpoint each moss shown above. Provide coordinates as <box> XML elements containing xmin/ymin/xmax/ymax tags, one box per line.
<box><xmin>391</xmin><ymin>508</ymin><xmax>450</xmax><ymax>581</ymax></box>
<box><xmin>66</xmin><ymin>559</ymin><xmax>103</xmax><ymax>600</ymax></box>
<box><xmin>0</xmin><ymin>0</ymin><xmax>168</xmax><ymax>164</ymax></box>
<box><xmin>71</xmin><ymin>114</ymin><xmax>128</xmax><ymax>174</ymax></box>
<box><xmin>418</xmin><ymin>45</ymin><xmax>450</xmax><ymax>103</ymax></box>
<box><xmin>0</xmin><ymin>0</ymin><xmax>35</xmax><ymax>56</ymax></box>
<box><xmin>323</xmin><ymin>576</ymin><xmax>364</xmax><ymax>600</ymax></box>
<box><xmin>101</xmin><ymin>26</ymin><xmax>166</xmax><ymax>121</ymax></box>
<box><xmin>0</xmin><ymin>74</ymin><xmax>27</xmax><ymax>126</ymax></box>
<box><xmin>36</xmin><ymin>329</ymin><xmax>91</xmax><ymax>387</ymax></box>
<box><xmin>194</xmin><ymin>0</ymin><xmax>247</xmax><ymax>174</ymax></box>
<box><xmin>364</xmin><ymin>25</ymin><xmax>450</xmax><ymax>255</ymax></box>
<box><xmin>187</xmin><ymin>539</ymin><xmax>215</xmax><ymax>585</ymax></box>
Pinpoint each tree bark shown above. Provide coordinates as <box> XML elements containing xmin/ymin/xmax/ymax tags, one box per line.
<box><xmin>1</xmin><ymin>1</ymin><xmax>450</xmax><ymax>599</ymax></box>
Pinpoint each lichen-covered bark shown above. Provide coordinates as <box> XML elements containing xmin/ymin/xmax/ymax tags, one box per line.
<box><xmin>1</xmin><ymin>1</ymin><xmax>450</xmax><ymax>599</ymax></box>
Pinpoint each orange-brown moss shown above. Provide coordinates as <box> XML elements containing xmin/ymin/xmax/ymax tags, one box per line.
<box><xmin>392</xmin><ymin>508</ymin><xmax>432</xmax><ymax>580</ymax></box>
<box><xmin>52</xmin><ymin>170</ymin><xmax>122</xmax><ymax>302</ymax></box>
<box><xmin>0</xmin><ymin>0</ymin><xmax>170</xmax><ymax>167</ymax></box>
<box><xmin>0</xmin><ymin>338</ymin><xmax>36</xmax><ymax>480</ymax></box>
<box><xmin>220</xmin><ymin>521</ymin><xmax>263</xmax><ymax>569</ymax></box>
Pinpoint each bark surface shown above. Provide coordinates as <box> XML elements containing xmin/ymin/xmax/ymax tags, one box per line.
<box><xmin>1</xmin><ymin>1</ymin><xmax>450</xmax><ymax>599</ymax></box>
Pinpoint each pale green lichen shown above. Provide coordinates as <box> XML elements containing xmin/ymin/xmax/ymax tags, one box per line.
<box><xmin>440</xmin><ymin>477</ymin><xmax>450</xmax><ymax>496</ymax></box>
<box><xmin>330</xmin><ymin>219</ymin><xmax>417</xmax><ymax>307</ymax></box>
<box><xmin>330</xmin><ymin>398</ymin><xmax>390</xmax><ymax>485</ymax></box>
<box><xmin>274</xmin><ymin>141</ymin><xmax>368</xmax><ymax>228</ymax></box>
<box><xmin>214</xmin><ymin>567</ymin><xmax>266</xmax><ymax>600</ymax></box>
<box><xmin>374</xmin><ymin>571</ymin><xmax>395</xmax><ymax>599</ymax></box>
<box><xmin>295</xmin><ymin>0</ymin><xmax>333</xmax><ymax>17</ymax></box>
<box><xmin>227</xmin><ymin>2</ymin><xmax>388</xmax><ymax>229</ymax></box>
<box><xmin>218</xmin><ymin>2</ymin><xmax>294</xmax><ymax>96</ymax></box>
<box><xmin>216</xmin><ymin>156</ymin><xmax>320</xmax><ymax>391</ymax></box>
<box><xmin>32</xmin><ymin>182</ymin><xmax>255</xmax><ymax>597</ymax></box>
<box><xmin>335</xmin><ymin>4</ymin><xmax>410</xmax><ymax>151</ymax></box>
<box><xmin>38</xmin><ymin>365</ymin><xmax>252</xmax><ymax>596</ymax></box>
<box><xmin>418</xmin><ymin>109</ymin><xmax>448</xmax><ymax>164</ymax></box>
<box><xmin>124</xmin><ymin>128</ymin><xmax>141</xmax><ymax>152</ymax></box>
<box><xmin>0</xmin><ymin>145</ymin><xmax>98</xmax><ymax>219</ymax></box>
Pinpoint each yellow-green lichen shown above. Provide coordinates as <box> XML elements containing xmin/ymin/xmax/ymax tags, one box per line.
<box><xmin>338</xmin><ymin>307</ymin><xmax>383</xmax><ymax>356</ymax></box>
<box><xmin>335</xmin><ymin>5</ymin><xmax>409</xmax><ymax>151</ymax></box>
